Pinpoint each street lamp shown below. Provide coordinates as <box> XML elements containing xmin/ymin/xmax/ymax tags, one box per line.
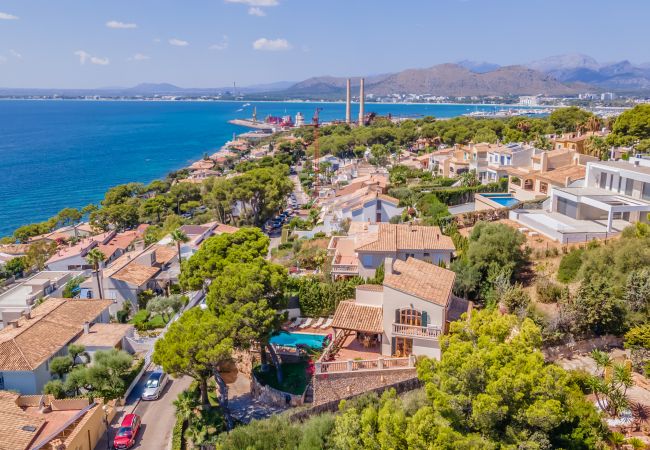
<box><xmin>102</xmin><ymin>404</ymin><xmax>111</xmax><ymax>450</ymax></box>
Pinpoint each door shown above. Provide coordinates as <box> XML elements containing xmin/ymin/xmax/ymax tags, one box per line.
<box><xmin>395</xmin><ymin>337</ymin><xmax>413</xmax><ymax>357</ymax></box>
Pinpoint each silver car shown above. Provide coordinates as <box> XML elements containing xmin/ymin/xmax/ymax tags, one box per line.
<box><xmin>141</xmin><ymin>371</ymin><xmax>168</xmax><ymax>401</ymax></box>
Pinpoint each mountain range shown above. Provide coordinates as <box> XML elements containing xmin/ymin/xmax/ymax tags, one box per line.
<box><xmin>1</xmin><ymin>53</ymin><xmax>649</xmax><ymax>98</ymax></box>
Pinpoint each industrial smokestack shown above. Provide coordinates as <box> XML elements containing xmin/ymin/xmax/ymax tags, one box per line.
<box><xmin>358</xmin><ymin>78</ymin><xmax>365</xmax><ymax>126</ymax></box>
<box><xmin>345</xmin><ymin>79</ymin><xmax>351</xmax><ymax>124</ymax></box>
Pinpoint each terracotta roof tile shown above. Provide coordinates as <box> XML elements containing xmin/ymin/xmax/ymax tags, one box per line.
<box><xmin>332</xmin><ymin>301</ymin><xmax>383</xmax><ymax>333</ymax></box>
<box><xmin>356</xmin><ymin>284</ymin><xmax>384</xmax><ymax>292</ymax></box>
<box><xmin>0</xmin><ymin>298</ymin><xmax>112</xmax><ymax>371</ymax></box>
<box><xmin>383</xmin><ymin>258</ymin><xmax>455</xmax><ymax>306</ymax></box>
<box><xmin>355</xmin><ymin>223</ymin><xmax>455</xmax><ymax>252</ymax></box>
<box><xmin>0</xmin><ymin>391</ymin><xmax>45</xmax><ymax>450</ymax></box>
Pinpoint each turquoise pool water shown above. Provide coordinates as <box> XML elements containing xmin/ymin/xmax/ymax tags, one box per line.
<box><xmin>480</xmin><ymin>193</ymin><xmax>520</xmax><ymax>208</ymax></box>
<box><xmin>270</xmin><ymin>332</ymin><xmax>328</xmax><ymax>348</ymax></box>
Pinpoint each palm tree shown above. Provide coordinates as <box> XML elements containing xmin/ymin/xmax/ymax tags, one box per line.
<box><xmin>170</xmin><ymin>229</ymin><xmax>189</xmax><ymax>264</ymax></box>
<box><xmin>85</xmin><ymin>248</ymin><xmax>106</xmax><ymax>299</ymax></box>
<box><xmin>609</xmin><ymin>432</ymin><xmax>626</xmax><ymax>450</ymax></box>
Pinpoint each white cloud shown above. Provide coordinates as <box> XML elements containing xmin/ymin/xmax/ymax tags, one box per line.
<box><xmin>248</xmin><ymin>7</ymin><xmax>266</xmax><ymax>16</ymax></box>
<box><xmin>74</xmin><ymin>50</ymin><xmax>109</xmax><ymax>66</ymax></box>
<box><xmin>0</xmin><ymin>12</ymin><xmax>18</xmax><ymax>20</ymax></box>
<box><xmin>9</xmin><ymin>49</ymin><xmax>22</xmax><ymax>59</ymax></box>
<box><xmin>106</xmin><ymin>20</ymin><xmax>137</xmax><ymax>29</ymax></box>
<box><xmin>252</xmin><ymin>37</ymin><xmax>290</xmax><ymax>51</ymax></box>
<box><xmin>225</xmin><ymin>0</ymin><xmax>278</xmax><ymax>6</ymax></box>
<box><xmin>128</xmin><ymin>53</ymin><xmax>151</xmax><ymax>61</ymax></box>
<box><xmin>169</xmin><ymin>38</ymin><xmax>189</xmax><ymax>47</ymax></box>
<box><xmin>209</xmin><ymin>35</ymin><xmax>229</xmax><ymax>51</ymax></box>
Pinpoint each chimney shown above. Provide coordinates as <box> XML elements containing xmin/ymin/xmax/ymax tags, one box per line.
<box><xmin>21</xmin><ymin>310</ymin><xmax>31</xmax><ymax>320</ymax></box>
<box><xmin>83</xmin><ymin>321</ymin><xmax>90</xmax><ymax>334</ymax></box>
<box><xmin>345</xmin><ymin>79</ymin><xmax>351</xmax><ymax>124</ymax></box>
<box><xmin>384</xmin><ymin>256</ymin><xmax>395</xmax><ymax>274</ymax></box>
<box><xmin>358</xmin><ymin>78</ymin><xmax>365</xmax><ymax>126</ymax></box>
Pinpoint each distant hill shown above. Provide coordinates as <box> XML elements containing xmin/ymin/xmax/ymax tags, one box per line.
<box><xmin>457</xmin><ymin>60</ymin><xmax>501</xmax><ymax>74</ymax></box>
<box><xmin>527</xmin><ymin>54</ymin><xmax>650</xmax><ymax>93</ymax></box>
<box><xmin>281</xmin><ymin>64</ymin><xmax>579</xmax><ymax>97</ymax></box>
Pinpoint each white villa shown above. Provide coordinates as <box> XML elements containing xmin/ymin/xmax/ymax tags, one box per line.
<box><xmin>328</xmin><ymin>223</ymin><xmax>456</xmax><ymax>279</ymax></box>
<box><xmin>329</xmin><ymin>257</ymin><xmax>466</xmax><ymax>360</ymax></box>
<box><xmin>512</xmin><ymin>160</ymin><xmax>650</xmax><ymax>243</ymax></box>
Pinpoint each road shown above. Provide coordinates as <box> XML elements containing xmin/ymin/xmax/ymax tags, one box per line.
<box><xmin>95</xmin><ymin>368</ymin><xmax>192</xmax><ymax>450</ymax></box>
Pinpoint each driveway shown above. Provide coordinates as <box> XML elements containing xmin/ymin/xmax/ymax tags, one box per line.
<box><xmin>95</xmin><ymin>370</ymin><xmax>192</xmax><ymax>450</ymax></box>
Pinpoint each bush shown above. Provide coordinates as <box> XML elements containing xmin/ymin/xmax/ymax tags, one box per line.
<box><xmin>557</xmin><ymin>249</ymin><xmax>584</xmax><ymax>283</ymax></box>
<box><xmin>116</xmin><ymin>310</ymin><xmax>129</xmax><ymax>324</ymax></box>
<box><xmin>278</xmin><ymin>242</ymin><xmax>293</xmax><ymax>251</ymax></box>
<box><xmin>313</xmin><ymin>231</ymin><xmax>326</xmax><ymax>238</ymax></box>
<box><xmin>172</xmin><ymin>415</ymin><xmax>185</xmax><ymax>450</ymax></box>
<box><xmin>536</xmin><ymin>278</ymin><xmax>565</xmax><ymax>303</ymax></box>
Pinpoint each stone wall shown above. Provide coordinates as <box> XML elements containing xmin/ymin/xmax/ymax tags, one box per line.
<box><xmin>313</xmin><ymin>368</ymin><xmax>418</xmax><ymax>405</ymax></box>
<box><xmin>251</xmin><ymin>373</ymin><xmax>306</xmax><ymax>407</ymax></box>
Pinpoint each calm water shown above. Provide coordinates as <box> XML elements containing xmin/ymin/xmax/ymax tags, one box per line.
<box><xmin>0</xmin><ymin>100</ymin><xmax>529</xmax><ymax>237</ymax></box>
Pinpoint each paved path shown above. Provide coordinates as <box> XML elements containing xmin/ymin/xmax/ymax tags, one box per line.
<box><xmin>227</xmin><ymin>369</ymin><xmax>286</xmax><ymax>424</ymax></box>
<box><xmin>95</xmin><ymin>371</ymin><xmax>192</xmax><ymax>450</ymax></box>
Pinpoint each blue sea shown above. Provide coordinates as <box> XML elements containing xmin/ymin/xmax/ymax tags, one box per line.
<box><xmin>0</xmin><ymin>100</ymin><xmax>529</xmax><ymax>237</ymax></box>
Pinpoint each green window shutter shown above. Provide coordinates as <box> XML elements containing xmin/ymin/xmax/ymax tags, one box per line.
<box><xmin>395</xmin><ymin>309</ymin><xmax>400</xmax><ymax>324</ymax></box>
<box><xmin>391</xmin><ymin>337</ymin><xmax>396</xmax><ymax>356</ymax></box>
<box><xmin>421</xmin><ymin>311</ymin><xmax>428</xmax><ymax>327</ymax></box>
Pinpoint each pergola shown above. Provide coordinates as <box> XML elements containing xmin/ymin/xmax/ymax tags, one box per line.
<box><xmin>330</xmin><ymin>300</ymin><xmax>384</xmax><ymax>348</ymax></box>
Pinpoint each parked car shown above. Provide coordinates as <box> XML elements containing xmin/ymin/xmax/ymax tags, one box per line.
<box><xmin>141</xmin><ymin>370</ymin><xmax>168</xmax><ymax>401</ymax></box>
<box><xmin>113</xmin><ymin>413</ymin><xmax>141</xmax><ymax>449</ymax></box>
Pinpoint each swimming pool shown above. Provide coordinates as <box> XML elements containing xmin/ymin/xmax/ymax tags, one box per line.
<box><xmin>270</xmin><ymin>332</ymin><xmax>328</xmax><ymax>348</ymax></box>
<box><xmin>479</xmin><ymin>193</ymin><xmax>520</xmax><ymax>208</ymax></box>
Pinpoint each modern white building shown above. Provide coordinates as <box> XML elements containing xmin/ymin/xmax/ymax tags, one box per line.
<box><xmin>512</xmin><ymin>160</ymin><xmax>650</xmax><ymax>242</ymax></box>
<box><xmin>486</xmin><ymin>143</ymin><xmax>539</xmax><ymax>183</ymax></box>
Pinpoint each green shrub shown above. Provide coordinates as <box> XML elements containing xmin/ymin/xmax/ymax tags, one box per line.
<box><xmin>116</xmin><ymin>310</ymin><xmax>129</xmax><ymax>324</ymax></box>
<box><xmin>313</xmin><ymin>231</ymin><xmax>326</xmax><ymax>238</ymax></box>
<box><xmin>536</xmin><ymin>278</ymin><xmax>565</xmax><ymax>303</ymax></box>
<box><xmin>557</xmin><ymin>249</ymin><xmax>584</xmax><ymax>283</ymax></box>
<box><xmin>278</xmin><ymin>242</ymin><xmax>293</xmax><ymax>251</ymax></box>
<box><xmin>172</xmin><ymin>415</ymin><xmax>185</xmax><ymax>450</ymax></box>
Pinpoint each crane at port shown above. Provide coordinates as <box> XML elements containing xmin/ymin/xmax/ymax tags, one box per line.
<box><xmin>311</xmin><ymin>107</ymin><xmax>323</xmax><ymax>198</ymax></box>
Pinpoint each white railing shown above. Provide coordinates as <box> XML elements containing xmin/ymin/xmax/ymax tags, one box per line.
<box><xmin>315</xmin><ymin>356</ymin><xmax>415</xmax><ymax>374</ymax></box>
<box><xmin>392</xmin><ymin>323</ymin><xmax>442</xmax><ymax>340</ymax></box>
<box><xmin>330</xmin><ymin>264</ymin><xmax>359</xmax><ymax>274</ymax></box>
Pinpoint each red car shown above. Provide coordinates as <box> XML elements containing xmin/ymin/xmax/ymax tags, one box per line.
<box><xmin>113</xmin><ymin>413</ymin><xmax>141</xmax><ymax>449</ymax></box>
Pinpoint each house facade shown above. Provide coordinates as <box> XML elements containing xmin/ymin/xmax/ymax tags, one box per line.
<box><xmin>511</xmin><ymin>160</ymin><xmax>650</xmax><ymax>243</ymax></box>
<box><xmin>329</xmin><ymin>223</ymin><xmax>455</xmax><ymax>279</ymax></box>
<box><xmin>0</xmin><ymin>298</ymin><xmax>112</xmax><ymax>395</ymax></box>
<box><xmin>331</xmin><ymin>257</ymin><xmax>465</xmax><ymax>360</ymax></box>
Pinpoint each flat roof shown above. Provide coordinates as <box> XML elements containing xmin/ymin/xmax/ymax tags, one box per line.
<box><xmin>73</xmin><ymin>323</ymin><xmax>133</xmax><ymax>348</ymax></box>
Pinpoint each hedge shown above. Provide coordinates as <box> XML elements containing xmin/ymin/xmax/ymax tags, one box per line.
<box><xmin>172</xmin><ymin>415</ymin><xmax>185</xmax><ymax>450</ymax></box>
<box><xmin>557</xmin><ymin>249</ymin><xmax>584</xmax><ymax>283</ymax></box>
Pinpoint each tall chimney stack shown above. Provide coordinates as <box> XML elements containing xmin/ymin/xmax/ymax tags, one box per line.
<box><xmin>345</xmin><ymin>79</ymin><xmax>351</xmax><ymax>124</ymax></box>
<box><xmin>358</xmin><ymin>78</ymin><xmax>365</xmax><ymax>126</ymax></box>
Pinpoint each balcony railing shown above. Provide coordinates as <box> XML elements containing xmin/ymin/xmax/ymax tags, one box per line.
<box><xmin>315</xmin><ymin>356</ymin><xmax>415</xmax><ymax>375</ymax></box>
<box><xmin>392</xmin><ymin>323</ymin><xmax>442</xmax><ymax>340</ymax></box>
<box><xmin>330</xmin><ymin>263</ymin><xmax>359</xmax><ymax>274</ymax></box>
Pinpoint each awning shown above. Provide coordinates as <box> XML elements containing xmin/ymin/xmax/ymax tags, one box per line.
<box><xmin>331</xmin><ymin>301</ymin><xmax>383</xmax><ymax>334</ymax></box>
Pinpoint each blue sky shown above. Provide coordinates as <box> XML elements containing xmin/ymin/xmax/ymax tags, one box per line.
<box><xmin>0</xmin><ymin>0</ymin><xmax>648</xmax><ymax>88</ymax></box>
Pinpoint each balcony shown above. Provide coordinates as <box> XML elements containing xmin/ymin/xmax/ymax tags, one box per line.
<box><xmin>392</xmin><ymin>323</ymin><xmax>442</xmax><ymax>340</ymax></box>
<box><xmin>330</xmin><ymin>263</ymin><xmax>359</xmax><ymax>275</ymax></box>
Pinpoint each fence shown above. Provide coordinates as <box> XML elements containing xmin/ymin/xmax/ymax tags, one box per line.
<box><xmin>315</xmin><ymin>356</ymin><xmax>415</xmax><ymax>374</ymax></box>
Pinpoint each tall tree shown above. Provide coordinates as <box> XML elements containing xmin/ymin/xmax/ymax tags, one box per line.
<box><xmin>170</xmin><ymin>228</ymin><xmax>189</xmax><ymax>264</ymax></box>
<box><xmin>85</xmin><ymin>248</ymin><xmax>106</xmax><ymax>299</ymax></box>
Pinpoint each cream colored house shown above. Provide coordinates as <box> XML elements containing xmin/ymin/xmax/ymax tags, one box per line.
<box><xmin>329</xmin><ymin>223</ymin><xmax>455</xmax><ymax>279</ymax></box>
<box><xmin>331</xmin><ymin>257</ymin><xmax>464</xmax><ymax>360</ymax></box>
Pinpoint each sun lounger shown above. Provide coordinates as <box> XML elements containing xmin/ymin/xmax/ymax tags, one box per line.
<box><xmin>292</xmin><ymin>318</ymin><xmax>304</xmax><ymax>328</ymax></box>
<box><xmin>312</xmin><ymin>317</ymin><xmax>325</xmax><ymax>328</ymax></box>
<box><xmin>320</xmin><ymin>318</ymin><xmax>333</xmax><ymax>329</ymax></box>
<box><xmin>298</xmin><ymin>318</ymin><xmax>313</xmax><ymax>329</ymax></box>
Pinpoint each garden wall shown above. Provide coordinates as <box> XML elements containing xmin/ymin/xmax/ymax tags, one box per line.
<box><xmin>251</xmin><ymin>373</ymin><xmax>306</xmax><ymax>407</ymax></box>
<box><xmin>291</xmin><ymin>373</ymin><xmax>422</xmax><ymax>422</ymax></box>
<box><xmin>312</xmin><ymin>367</ymin><xmax>418</xmax><ymax>405</ymax></box>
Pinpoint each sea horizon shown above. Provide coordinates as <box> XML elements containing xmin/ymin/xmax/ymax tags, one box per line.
<box><xmin>0</xmin><ymin>100</ymin><xmax>539</xmax><ymax>237</ymax></box>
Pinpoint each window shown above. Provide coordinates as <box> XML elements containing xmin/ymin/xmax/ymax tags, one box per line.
<box><xmin>599</xmin><ymin>172</ymin><xmax>607</xmax><ymax>189</ymax></box>
<box><xmin>0</xmin><ymin>373</ymin><xmax>4</xmax><ymax>390</ymax></box>
<box><xmin>398</xmin><ymin>308</ymin><xmax>422</xmax><ymax>326</ymax></box>
<box><xmin>625</xmin><ymin>178</ymin><xmax>634</xmax><ymax>196</ymax></box>
<box><xmin>643</xmin><ymin>183</ymin><xmax>650</xmax><ymax>201</ymax></box>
